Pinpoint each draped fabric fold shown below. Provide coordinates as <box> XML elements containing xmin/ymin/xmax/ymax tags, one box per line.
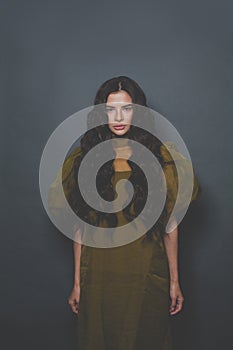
<box><xmin>160</xmin><ymin>142</ymin><xmax>200</xmax><ymax>230</ymax></box>
<box><xmin>48</xmin><ymin>142</ymin><xmax>200</xmax><ymax>230</ymax></box>
<box><xmin>47</xmin><ymin>141</ymin><xmax>200</xmax><ymax>350</ymax></box>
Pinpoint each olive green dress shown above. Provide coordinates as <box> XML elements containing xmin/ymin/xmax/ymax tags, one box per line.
<box><xmin>76</xmin><ymin>170</ymin><xmax>173</xmax><ymax>350</ymax></box>
<box><xmin>48</xmin><ymin>142</ymin><xmax>200</xmax><ymax>350</ymax></box>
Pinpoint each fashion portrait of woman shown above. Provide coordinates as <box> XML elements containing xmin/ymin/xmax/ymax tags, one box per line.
<box><xmin>49</xmin><ymin>76</ymin><xmax>200</xmax><ymax>350</ymax></box>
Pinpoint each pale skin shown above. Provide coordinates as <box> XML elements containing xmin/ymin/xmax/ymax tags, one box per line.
<box><xmin>68</xmin><ymin>90</ymin><xmax>184</xmax><ymax>315</ymax></box>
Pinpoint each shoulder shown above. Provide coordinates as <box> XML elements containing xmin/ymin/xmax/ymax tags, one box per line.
<box><xmin>62</xmin><ymin>146</ymin><xmax>83</xmax><ymax>181</ymax></box>
<box><xmin>160</xmin><ymin>141</ymin><xmax>185</xmax><ymax>164</ymax></box>
<box><xmin>64</xmin><ymin>145</ymin><xmax>82</xmax><ymax>163</ymax></box>
<box><xmin>160</xmin><ymin>141</ymin><xmax>201</xmax><ymax>201</ymax></box>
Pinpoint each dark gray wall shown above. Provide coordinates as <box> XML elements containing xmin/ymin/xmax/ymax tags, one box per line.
<box><xmin>1</xmin><ymin>1</ymin><xmax>232</xmax><ymax>349</ymax></box>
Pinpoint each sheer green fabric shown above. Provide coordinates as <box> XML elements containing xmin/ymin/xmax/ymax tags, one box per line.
<box><xmin>48</xmin><ymin>145</ymin><xmax>82</xmax><ymax>217</ymax></box>
<box><xmin>48</xmin><ymin>142</ymin><xmax>200</xmax><ymax>229</ymax></box>
<box><xmin>159</xmin><ymin>141</ymin><xmax>200</xmax><ymax>231</ymax></box>
<box><xmin>47</xmin><ymin>142</ymin><xmax>200</xmax><ymax>350</ymax></box>
<box><xmin>76</xmin><ymin>170</ymin><xmax>173</xmax><ymax>350</ymax></box>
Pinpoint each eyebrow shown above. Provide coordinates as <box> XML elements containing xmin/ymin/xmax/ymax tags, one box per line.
<box><xmin>105</xmin><ymin>103</ymin><xmax>133</xmax><ymax>108</ymax></box>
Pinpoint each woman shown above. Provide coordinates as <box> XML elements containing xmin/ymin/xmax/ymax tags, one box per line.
<box><xmin>58</xmin><ymin>76</ymin><xmax>200</xmax><ymax>349</ymax></box>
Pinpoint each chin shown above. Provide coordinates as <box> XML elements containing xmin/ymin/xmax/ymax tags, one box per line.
<box><xmin>114</xmin><ymin>131</ymin><xmax>128</xmax><ymax>136</ymax></box>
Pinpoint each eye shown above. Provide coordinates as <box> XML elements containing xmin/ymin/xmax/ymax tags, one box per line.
<box><xmin>122</xmin><ymin>106</ymin><xmax>133</xmax><ymax>112</ymax></box>
<box><xmin>105</xmin><ymin>107</ymin><xmax>115</xmax><ymax>113</ymax></box>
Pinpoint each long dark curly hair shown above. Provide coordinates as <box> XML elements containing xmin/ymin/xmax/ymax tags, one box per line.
<box><xmin>64</xmin><ymin>76</ymin><xmax>172</xmax><ymax>241</ymax></box>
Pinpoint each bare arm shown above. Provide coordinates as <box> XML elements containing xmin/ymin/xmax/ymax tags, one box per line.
<box><xmin>68</xmin><ymin>234</ymin><xmax>82</xmax><ymax>315</ymax></box>
<box><xmin>163</xmin><ymin>224</ymin><xmax>184</xmax><ymax>315</ymax></box>
<box><xmin>163</xmin><ymin>225</ymin><xmax>179</xmax><ymax>283</ymax></box>
<box><xmin>73</xmin><ymin>240</ymin><xmax>81</xmax><ymax>289</ymax></box>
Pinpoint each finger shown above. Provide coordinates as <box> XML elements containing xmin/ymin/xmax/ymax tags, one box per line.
<box><xmin>73</xmin><ymin>305</ymin><xmax>79</xmax><ymax>314</ymax></box>
<box><xmin>170</xmin><ymin>303</ymin><xmax>181</xmax><ymax>315</ymax></box>
<box><xmin>170</xmin><ymin>298</ymin><xmax>184</xmax><ymax>315</ymax></box>
<box><xmin>68</xmin><ymin>299</ymin><xmax>79</xmax><ymax>314</ymax></box>
<box><xmin>170</xmin><ymin>297</ymin><xmax>182</xmax><ymax>312</ymax></box>
<box><xmin>72</xmin><ymin>303</ymin><xmax>79</xmax><ymax>314</ymax></box>
<box><xmin>170</xmin><ymin>297</ymin><xmax>177</xmax><ymax>312</ymax></box>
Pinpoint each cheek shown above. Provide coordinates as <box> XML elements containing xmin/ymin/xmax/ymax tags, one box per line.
<box><xmin>108</xmin><ymin>124</ymin><xmax>115</xmax><ymax>133</ymax></box>
<box><xmin>107</xmin><ymin>115</ymin><xmax>114</xmax><ymax>125</ymax></box>
<box><xmin>126</xmin><ymin>113</ymin><xmax>133</xmax><ymax>126</ymax></box>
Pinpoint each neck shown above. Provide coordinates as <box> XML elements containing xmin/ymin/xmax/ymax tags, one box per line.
<box><xmin>113</xmin><ymin>158</ymin><xmax>132</xmax><ymax>172</ymax></box>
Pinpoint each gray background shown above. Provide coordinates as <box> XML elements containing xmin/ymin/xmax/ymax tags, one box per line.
<box><xmin>1</xmin><ymin>0</ymin><xmax>233</xmax><ymax>349</ymax></box>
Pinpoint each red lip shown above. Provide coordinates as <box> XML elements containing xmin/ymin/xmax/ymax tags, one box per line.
<box><xmin>113</xmin><ymin>125</ymin><xmax>126</xmax><ymax>129</ymax></box>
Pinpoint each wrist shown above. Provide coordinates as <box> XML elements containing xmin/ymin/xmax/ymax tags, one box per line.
<box><xmin>170</xmin><ymin>278</ymin><xmax>179</xmax><ymax>284</ymax></box>
<box><xmin>73</xmin><ymin>282</ymin><xmax>80</xmax><ymax>289</ymax></box>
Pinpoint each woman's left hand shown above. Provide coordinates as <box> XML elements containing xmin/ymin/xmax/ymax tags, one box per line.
<box><xmin>169</xmin><ymin>281</ymin><xmax>184</xmax><ymax>315</ymax></box>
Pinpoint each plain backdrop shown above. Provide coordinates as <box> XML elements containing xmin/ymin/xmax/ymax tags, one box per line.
<box><xmin>1</xmin><ymin>1</ymin><xmax>233</xmax><ymax>349</ymax></box>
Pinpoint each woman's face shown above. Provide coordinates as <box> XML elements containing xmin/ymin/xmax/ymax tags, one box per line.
<box><xmin>106</xmin><ymin>90</ymin><xmax>133</xmax><ymax>136</ymax></box>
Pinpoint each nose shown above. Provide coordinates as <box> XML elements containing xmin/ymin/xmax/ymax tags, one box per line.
<box><xmin>115</xmin><ymin>107</ymin><xmax>124</xmax><ymax>122</ymax></box>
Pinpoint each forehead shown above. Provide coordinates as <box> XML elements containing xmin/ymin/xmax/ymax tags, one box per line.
<box><xmin>106</xmin><ymin>90</ymin><xmax>132</xmax><ymax>105</ymax></box>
